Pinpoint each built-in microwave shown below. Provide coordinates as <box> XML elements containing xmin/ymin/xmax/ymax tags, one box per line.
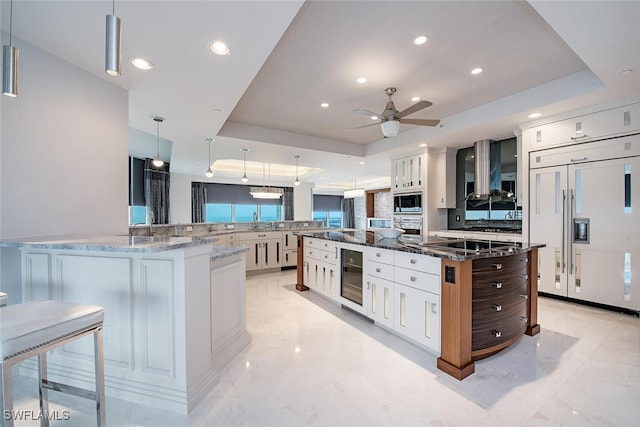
<box><xmin>394</xmin><ymin>192</ymin><xmax>422</xmax><ymax>214</ymax></box>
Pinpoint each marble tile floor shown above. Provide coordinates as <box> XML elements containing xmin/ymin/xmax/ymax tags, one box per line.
<box><xmin>5</xmin><ymin>269</ymin><xmax>639</xmax><ymax>426</ymax></box>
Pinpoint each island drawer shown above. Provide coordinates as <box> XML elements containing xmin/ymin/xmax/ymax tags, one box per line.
<box><xmin>367</xmin><ymin>248</ymin><xmax>395</xmax><ymax>265</ymax></box>
<box><xmin>472</xmin><ymin>303</ymin><xmax>527</xmax><ymax>352</ymax></box>
<box><xmin>238</xmin><ymin>231</ymin><xmax>283</xmax><ymax>241</ymax></box>
<box><xmin>472</xmin><ymin>274</ymin><xmax>528</xmax><ymax>299</ymax></box>
<box><xmin>395</xmin><ymin>251</ymin><xmax>440</xmax><ymax>275</ymax></box>
<box><xmin>367</xmin><ymin>260</ymin><xmax>394</xmax><ymax>282</ymax></box>
<box><xmin>472</xmin><ymin>254</ymin><xmax>528</xmax><ymax>277</ymax></box>
<box><xmin>305</xmin><ymin>247</ymin><xmax>337</xmax><ymax>264</ymax></box>
<box><xmin>394</xmin><ymin>267</ymin><xmax>440</xmax><ymax>294</ymax></box>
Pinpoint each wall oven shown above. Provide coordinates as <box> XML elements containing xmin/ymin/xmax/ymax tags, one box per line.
<box><xmin>394</xmin><ymin>216</ymin><xmax>423</xmax><ymax>240</ymax></box>
<box><xmin>393</xmin><ymin>192</ymin><xmax>422</xmax><ymax>214</ymax></box>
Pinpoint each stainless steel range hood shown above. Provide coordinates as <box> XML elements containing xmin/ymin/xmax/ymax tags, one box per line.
<box><xmin>474</xmin><ymin>139</ymin><xmax>491</xmax><ymax>198</ymax></box>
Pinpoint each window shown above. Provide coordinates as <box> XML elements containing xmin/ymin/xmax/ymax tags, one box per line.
<box><xmin>129</xmin><ymin>157</ymin><xmax>146</xmax><ymax>225</ymax></box>
<box><xmin>313</xmin><ymin>194</ymin><xmax>343</xmax><ymax>228</ymax></box>
<box><xmin>235</xmin><ymin>204</ymin><xmax>259</xmax><ymax>222</ymax></box>
<box><xmin>204</xmin><ymin>203</ymin><xmax>282</xmax><ymax>222</ymax></box>
<box><xmin>205</xmin><ymin>203</ymin><xmax>232</xmax><ymax>222</ymax></box>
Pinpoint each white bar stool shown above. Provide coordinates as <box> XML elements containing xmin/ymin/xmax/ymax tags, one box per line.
<box><xmin>0</xmin><ymin>301</ymin><xmax>105</xmax><ymax>427</ymax></box>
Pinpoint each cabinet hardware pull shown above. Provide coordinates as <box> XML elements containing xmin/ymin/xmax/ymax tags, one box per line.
<box><xmin>492</xmin><ymin>263</ymin><xmax>503</xmax><ymax>270</ymax></box>
<box><xmin>520</xmin><ymin>316</ymin><xmax>528</xmax><ymax>323</ymax></box>
<box><xmin>491</xmin><ymin>330</ymin><xmax>502</xmax><ymax>338</ymax></box>
<box><xmin>258</xmin><ymin>234</ymin><xmax>266</xmax><ymax>237</ymax></box>
<box><xmin>570</xmin><ymin>135</ymin><xmax>588</xmax><ymax>141</ymax></box>
<box><xmin>492</xmin><ymin>282</ymin><xmax>502</xmax><ymax>289</ymax></box>
<box><xmin>410</xmin><ymin>259</ymin><xmax>417</xmax><ymax>264</ymax></box>
<box><xmin>376</xmin><ymin>268</ymin><xmax>381</xmax><ymax>273</ymax></box>
<box><xmin>520</xmin><ymin>274</ymin><xmax>528</xmax><ymax>280</ymax></box>
<box><xmin>366</xmin><ymin>281</ymin><xmax>370</xmax><ymax>290</ymax></box>
<box><xmin>410</xmin><ymin>276</ymin><xmax>417</xmax><ymax>282</ymax></box>
<box><xmin>376</xmin><ymin>253</ymin><xmax>381</xmax><ymax>257</ymax></box>
<box><xmin>492</xmin><ymin>304</ymin><xmax>502</xmax><ymax>311</ymax></box>
<box><xmin>324</xmin><ymin>243</ymin><xmax>328</xmax><ymax>247</ymax></box>
<box><xmin>324</xmin><ymin>255</ymin><xmax>328</xmax><ymax>259</ymax></box>
<box><xmin>520</xmin><ymin>294</ymin><xmax>528</xmax><ymax>300</ymax></box>
<box><xmin>520</xmin><ymin>257</ymin><xmax>528</xmax><ymax>263</ymax></box>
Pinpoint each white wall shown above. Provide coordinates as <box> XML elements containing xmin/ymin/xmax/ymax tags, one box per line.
<box><xmin>170</xmin><ymin>173</ymin><xmax>313</xmax><ymax>223</ymax></box>
<box><xmin>0</xmin><ymin>37</ymin><xmax>128</xmax><ymax>303</ymax></box>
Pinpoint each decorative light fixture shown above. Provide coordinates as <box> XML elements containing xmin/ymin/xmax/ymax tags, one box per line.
<box><xmin>250</xmin><ymin>163</ymin><xmax>283</xmax><ymax>199</ymax></box>
<box><xmin>152</xmin><ymin>116</ymin><xmax>165</xmax><ymax>167</ymax></box>
<box><xmin>414</xmin><ymin>35</ymin><xmax>428</xmax><ymax>45</ymax></box>
<box><xmin>344</xmin><ymin>178</ymin><xmax>364</xmax><ymax>198</ymax></box>
<box><xmin>294</xmin><ymin>155</ymin><xmax>300</xmax><ymax>186</ymax></box>
<box><xmin>2</xmin><ymin>0</ymin><xmax>18</xmax><ymax>97</ymax></box>
<box><xmin>205</xmin><ymin>139</ymin><xmax>214</xmax><ymax>178</ymax></box>
<box><xmin>241</xmin><ymin>148</ymin><xmax>249</xmax><ymax>183</ymax></box>
<box><xmin>105</xmin><ymin>0</ymin><xmax>122</xmax><ymax>76</ymax></box>
<box><xmin>381</xmin><ymin>120</ymin><xmax>400</xmax><ymax>137</ymax></box>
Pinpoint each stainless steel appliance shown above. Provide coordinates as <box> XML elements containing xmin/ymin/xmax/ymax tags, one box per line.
<box><xmin>367</xmin><ymin>218</ymin><xmax>392</xmax><ymax>229</ymax></box>
<box><xmin>394</xmin><ymin>216</ymin><xmax>423</xmax><ymax>239</ymax></box>
<box><xmin>393</xmin><ymin>192</ymin><xmax>422</xmax><ymax>214</ymax></box>
<box><xmin>340</xmin><ymin>248</ymin><xmax>363</xmax><ymax>305</ymax></box>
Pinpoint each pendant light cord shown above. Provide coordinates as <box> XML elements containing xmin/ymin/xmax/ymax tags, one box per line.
<box><xmin>156</xmin><ymin>120</ymin><xmax>160</xmax><ymax>157</ymax></box>
<box><xmin>112</xmin><ymin>0</ymin><xmax>115</xmax><ymax>16</ymax></box>
<box><xmin>9</xmin><ymin>0</ymin><xmax>13</xmax><ymax>45</ymax></box>
<box><xmin>208</xmin><ymin>140</ymin><xmax>211</xmax><ymax>166</ymax></box>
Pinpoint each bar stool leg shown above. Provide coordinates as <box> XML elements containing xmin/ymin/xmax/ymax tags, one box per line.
<box><xmin>38</xmin><ymin>353</ymin><xmax>50</xmax><ymax>427</ymax></box>
<box><xmin>1</xmin><ymin>362</ymin><xmax>15</xmax><ymax>427</ymax></box>
<box><xmin>94</xmin><ymin>326</ymin><xmax>106</xmax><ymax>427</ymax></box>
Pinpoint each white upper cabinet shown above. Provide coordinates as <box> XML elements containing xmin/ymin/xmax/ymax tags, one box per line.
<box><xmin>436</xmin><ymin>148</ymin><xmax>456</xmax><ymax>209</ymax></box>
<box><xmin>526</xmin><ymin>103</ymin><xmax>640</xmax><ymax>150</ymax></box>
<box><xmin>393</xmin><ymin>154</ymin><xmax>424</xmax><ymax>192</ymax></box>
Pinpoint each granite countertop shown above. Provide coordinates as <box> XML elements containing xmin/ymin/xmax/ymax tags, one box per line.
<box><xmin>211</xmin><ymin>245</ymin><xmax>249</xmax><ymax>260</ymax></box>
<box><xmin>301</xmin><ymin>230</ymin><xmax>543</xmax><ymax>261</ymax></box>
<box><xmin>0</xmin><ymin>235</ymin><xmax>220</xmax><ymax>253</ymax></box>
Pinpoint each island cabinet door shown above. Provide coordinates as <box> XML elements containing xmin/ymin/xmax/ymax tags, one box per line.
<box><xmin>394</xmin><ymin>283</ymin><xmax>441</xmax><ymax>354</ymax></box>
<box><xmin>367</xmin><ymin>276</ymin><xmax>394</xmax><ymax>329</ymax></box>
<box><xmin>263</xmin><ymin>239</ymin><xmax>282</xmax><ymax>268</ymax></box>
<box><xmin>245</xmin><ymin>241</ymin><xmax>261</xmax><ymax>271</ymax></box>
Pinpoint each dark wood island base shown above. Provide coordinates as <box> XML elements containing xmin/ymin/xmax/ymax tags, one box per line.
<box><xmin>438</xmin><ymin>248</ymin><xmax>540</xmax><ymax>380</ymax></box>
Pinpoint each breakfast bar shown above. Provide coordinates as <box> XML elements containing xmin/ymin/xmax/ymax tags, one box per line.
<box><xmin>298</xmin><ymin>230</ymin><xmax>543</xmax><ymax>379</ymax></box>
<box><xmin>1</xmin><ymin>235</ymin><xmax>250</xmax><ymax>413</ymax></box>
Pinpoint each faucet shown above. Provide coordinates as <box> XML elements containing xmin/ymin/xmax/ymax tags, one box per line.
<box><xmin>252</xmin><ymin>212</ymin><xmax>258</xmax><ymax>230</ymax></box>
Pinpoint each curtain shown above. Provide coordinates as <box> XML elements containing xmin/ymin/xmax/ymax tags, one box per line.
<box><xmin>191</xmin><ymin>182</ymin><xmax>208</xmax><ymax>223</ymax></box>
<box><xmin>342</xmin><ymin>197</ymin><xmax>355</xmax><ymax>228</ymax></box>
<box><xmin>283</xmin><ymin>187</ymin><xmax>294</xmax><ymax>220</ymax></box>
<box><xmin>144</xmin><ymin>159</ymin><xmax>171</xmax><ymax>224</ymax></box>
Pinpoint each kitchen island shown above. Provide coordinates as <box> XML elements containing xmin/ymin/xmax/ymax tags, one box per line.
<box><xmin>1</xmin><ymin>235</ymin><xmax>251</xmax><ymax>413</ymax></box>
<box><xmin>298</xmin><ymin>230</ymin><xmax>542</xmax><ymax>379</ymax></box>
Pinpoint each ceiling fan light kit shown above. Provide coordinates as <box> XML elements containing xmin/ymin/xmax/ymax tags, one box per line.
<box><xmin>381</xmin><ymin>120</ymin><xmax>400</xmax><ymax>137</ymax></box>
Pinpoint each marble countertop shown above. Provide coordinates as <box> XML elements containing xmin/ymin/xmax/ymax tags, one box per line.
<box><xmin>300</xmin><ymin>230</ymin><xmax>543</xmax><ymax>261</ymax></box>
<box><xmin>0</xmin><ymin>235</ymin><xmax>220</xmax><ymax>253</ymax></box>
<box><xmin>211</xmin><ymin>245</ymin><xmax>249</xmax><ymax>261</ymax></box>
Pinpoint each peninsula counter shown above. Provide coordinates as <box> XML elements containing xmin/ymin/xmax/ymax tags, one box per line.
<box><xmin>1</xmin><ymin>235</ymin><xmax>250</xmax><ymax>413</ymax></box>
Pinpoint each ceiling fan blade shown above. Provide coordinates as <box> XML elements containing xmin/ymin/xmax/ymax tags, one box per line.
<box><xmin>399</xmin><ymin>118</ymin><xmax>440</xmax><ymax>127</ymax></box>
<box><xmin>396</xmin><ymin>100</ymin><xmax>433</xmax><ymax>118</ymax></box>
<box><xmin>345</xmin><ymin>122</ymin><xmax>380</xmax><ymax>132</ymax></box>
<box><xmin>354</xmin><ymin>108</ymin><xmax>384</xmax><ymax>119</ymax></box>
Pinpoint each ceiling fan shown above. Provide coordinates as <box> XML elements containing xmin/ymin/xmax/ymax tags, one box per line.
<box><xmin>353</xmin><ymin>87</ymin><xmax>440</xmax><ymax>137</ymax></box>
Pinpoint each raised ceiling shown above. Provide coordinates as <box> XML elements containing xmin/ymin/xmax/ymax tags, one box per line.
<box><xmin>1</xmin><ymin>1</ymin><xmax>638</xmax><ymax>188</ymax></box>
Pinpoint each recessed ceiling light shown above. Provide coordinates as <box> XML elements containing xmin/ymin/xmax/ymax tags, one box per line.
<box><xmin>213</xmin><ymin>108</ymin><xmax>221</xmax><ymax>113</ymax></box>
<box><xmin>371</xmin><ymin>116</ymin><xmax>378</xmax><ymax>120</ymax></box>
<box><xmin>208</xmin><ymin>40</ymin><xmax>230</xmax><ymax>55</ymax></box>
<box><xmin>411</xmin><ymin>96</ymin><xmax>421</xmax><ymax>102</ymax></box>
<box><xmin>356</xmin><ymin>77</ymin><xmax>367</xmax><ymax>84</ymax></box>
<box><xmin>130</xmin><ymin>57</ymin><xmax>154</xmax><ymax>70</ymax></box>
<box><xmin>419</xmin><ymin>143</ymin><xmax>427</xmax><ymax>147</ymax></box>
<box><xmin>528</xmin><ymin>112</ymin><xmax>542</xmax><ymax>119</ymax></box>
<box><xmin>320</xmin><ymin>102</ymin><xmax>329</xmax><ymax>108</ymax></box>
<box><xmin>414</xmin><ymin>35</ymin><xmax>427</xmax><ymax>45</ymax></box>
<box><xmin>471</xmin><ymin>67</ymin><xmax>483</xmax><ymax>75</ymax></box>
<box><xmin>359</xmin><ymin>161</ymin><xmax>365</xmax><ymax>165</ymax></box>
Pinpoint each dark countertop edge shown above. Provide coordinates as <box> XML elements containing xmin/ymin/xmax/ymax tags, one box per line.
<box><xmin>300</xmin><ymin>231</ymin><xmax>544</xmax><ymax>261</ymax></box>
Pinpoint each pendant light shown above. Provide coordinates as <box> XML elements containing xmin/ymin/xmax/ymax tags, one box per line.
<box><xmin>105</xmin><ymin>0</ymin><xmax>122</xmax><ymax>76</ymax></box>
<box><xmin>250</xmin><ymin>163</ymin><xmax>283</xmax><ymax>199</ymax></box>
<box><xmin>241</xmin><ymin>148</ymin><xmax>249</xmax><ymax>182</ymax></box>
<box><xmin>205</xmin><ymin>139</ymin><xmax>214</xmax><ymax>178</ymax></box>
<box><xmin>294</xmin><ymin>155</ymin><xmax>300</xmax><ymax>186</ymax></box>
<box><xmin>2</xmin><ymin>0</ymin><xmax>18</xmax><ymax>97</ymax></box>
<box><xmin>152</xmin><ymin>117</ymin><xmax>165</xmax><ymax>167</ymax></box>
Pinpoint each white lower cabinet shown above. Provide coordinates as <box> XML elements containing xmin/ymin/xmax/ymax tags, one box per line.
<box><xmin>367</xmin><ymin>276</ymin><xmax>394</xmax><ymax>329</ymax></box>
<box><xmin>304</xmin><ymin>237</ymin><xmax>339</xmax><ymax>300</ymax></box>
<box><xmin>394</xmin><ymin>283</ymin><xmax>440</xmax><ymax>354</ymax></box>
